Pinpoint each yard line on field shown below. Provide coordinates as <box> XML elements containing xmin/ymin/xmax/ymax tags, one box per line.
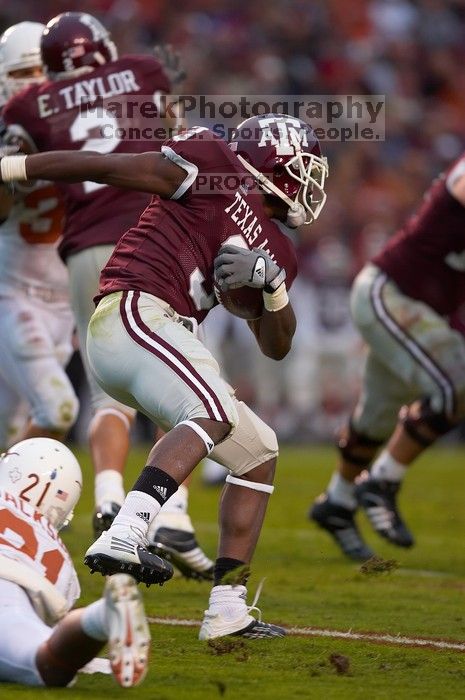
<box><xmin>147</xmin><ymin>617</ymin><xmax>465</xmax><ymax>652</ymax></box>
<box><xmin>397</xmin><ymin>567</ymin><xmax>457</xmax><ymax>579</ymax></box>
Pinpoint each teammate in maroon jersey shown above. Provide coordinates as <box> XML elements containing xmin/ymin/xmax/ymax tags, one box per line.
<box><xmin>1</xmin><ymin>11</ymin><xmax>215</xmax><ymax>580</ymax></box>
<box><xmin>0</xmin><ymin>114</ymin><xmax>328</xmax><ymax>638</ymax></box>
<box><xmin>310</xmin><ymin>154</ymin><xmax>465</xmax><ymax>561</ymax></box>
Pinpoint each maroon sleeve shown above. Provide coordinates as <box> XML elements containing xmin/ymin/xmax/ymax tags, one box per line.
<box><xmin>161</xmin><ymin>128</ymin><xmax>234</xmax><ymax>199</ymax></box>
<box><xmin>125</xmin><ymin>54</ymin><xmax>171</xmax><ymax>96</ymax></box>
<box><xmin>2</xmin><ymin>88</ymin><xmax>41</xmax><ymax>149</ymax></box>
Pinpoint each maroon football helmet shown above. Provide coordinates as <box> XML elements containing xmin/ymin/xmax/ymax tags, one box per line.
<box><xmin>41</xmin><ymin>12</ymin><xmax>117</xmax><ymax>80</ymax></box>
<box><xmin>229</xmin><ymin>114</ymin><xmax>328</xmax><ymax>226</ymax></box>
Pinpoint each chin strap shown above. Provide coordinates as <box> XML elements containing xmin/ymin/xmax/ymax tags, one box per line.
<box><xmin>286</xmin><ymin>203</ymin><xmax>306</xmax><ymax>228</ymax></box>
<box><xmin>236</xmin><ymin>154</ymin><xmax>310</xmax><ymax>228</ymax></box>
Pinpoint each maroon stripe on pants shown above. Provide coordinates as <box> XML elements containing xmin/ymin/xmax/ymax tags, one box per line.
<box><xmin>119</xmin><ymin>291</ymin><xmax>227</xmax><ymax>422</ymax></box>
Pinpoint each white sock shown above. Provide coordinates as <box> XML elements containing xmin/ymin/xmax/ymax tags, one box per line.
<box><xmin>208</xmin><ymin>585</ymin><xmax>247</xmax><ymax>620</ymax></box>
<box><xmin>371</xmin><ymin>450</ymin><xmax>407</xmax><ymax>482</ymax></box>
<box><xmin>80</xmin><ymin>599</ymin><xmax>107</xmax><ymax>641</ymax></box>
<box><xmin>153</xmin><ymin>484</ymin><xmax>194</xmax><ymax>533</ymax></box>
<box><xmin>94</xmin><ymin>469</ymin><xmax>125</xmax><ymax>507</ymax></box>
<box><xmin>110</xmin><ymin>490</ymin><xmax>162</xmax><ymax>537</ymax></box>
<box><xmin>159</xmin><ymin>484</ymin><xmax>188</xmax><ymax>515</ymax></box>
<box><xmin>327</xmin><ymin>472</ymin><xmax>357</xmax><ymax>510</ymax></box>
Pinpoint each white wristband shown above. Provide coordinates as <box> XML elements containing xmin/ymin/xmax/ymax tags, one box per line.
<box><xmin>263</xmin><ymin>284</ymin><xmax>289</xmax><ymax>312</ymax></box>
<box><xmin>0</xmin><ymin>155</ymin><xmax>28</xmax><ymax>182</ymax></box>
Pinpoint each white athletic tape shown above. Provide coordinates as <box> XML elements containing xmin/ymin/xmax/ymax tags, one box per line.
<box><xmin>263</xmin><ymin>285</ymin><xmax>289</xmax><ymax>312</ymax></box>
<box><xmin>177</xmin><ymin>420</ymin><xmax>214</xmax><ymax>454</ymax></box>
<box><xmin>0</xmin><ymin>155</ymin><xmax>28</xmax><ymax>182</ymax></box>
<box><xmin>225</xmin><ymin>473</ymin><xmax>274</xmax><ymax>494</ymax></box>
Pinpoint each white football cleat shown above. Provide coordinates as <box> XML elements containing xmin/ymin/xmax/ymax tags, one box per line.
<box><xmin>104</xmin><ymin>574</ymin><xmax>150</xmax><ymax>687</ymax></box>
<box><xmin>199</xmin><ymin>584</ymin><xmax>286</xmax><ymax>640</ymax></box>
<box><xmin>85</xmin><ymin>526</ymin><xmax>174</xmax><ymax>586</ymax></box>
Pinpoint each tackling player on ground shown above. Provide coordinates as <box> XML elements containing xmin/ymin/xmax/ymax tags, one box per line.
<box><xmin>2</xmin><ymin>12</ymin><xmax>213</xmax><ymax>579</ymax></box>
<box><xmin>310</xmin><ymin>153</ymin><xmax>465</xmax><ymax>560</ymax></box>
<box><xmin>0</xmin><ymin>114</ymin><xmax>328</xmax><ymax>638</ymax></box>
<box><xmin>0</xmin><ymin>438</ymin><xmax>150</xmax><ymax>688</ymax></box>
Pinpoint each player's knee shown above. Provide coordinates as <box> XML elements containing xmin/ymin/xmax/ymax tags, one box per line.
<box><xmin>400</xmin><ymin>398</ymin><xmax>457</xmax><ymax>447</ymax></box>
<box><xmin>336</xmin><ymin>420</ymin><xmax>383</xmax><ymax>468</ymax></box>
<box><xmin>190</xmin><ymin>392</ymin><xmax>239</xmax><ymax>444</ymax></box>
<box><xmin>88</xmin><ymin>406</ymin><xmax>135</xmax><ymax>437</ymax></box>
<box><xmin>245</xmin><ymin>456</ymin><xmax>276</xmax><ymax>485</ymax></box>
<box><xmin>216</xmin><ymin>401</ymin><xmax>278</xmax><ymax>477</ymax></box>
<box><xmin>33</xmin><ymin>390</ymin><xmax>79</xmax><ymax>434</ymax></box>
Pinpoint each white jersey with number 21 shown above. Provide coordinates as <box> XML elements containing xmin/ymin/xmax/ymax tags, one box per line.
<box><xmin>0</xmin><ymin>489</ymin><xmax>79</xmax><ymax>622</ymax></box>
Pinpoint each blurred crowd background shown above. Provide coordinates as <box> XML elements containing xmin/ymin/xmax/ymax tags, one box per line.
<box><xmin>1</xmin><ymin>0</ymin><xmax>464</xmax><ymax>442</ymax></box>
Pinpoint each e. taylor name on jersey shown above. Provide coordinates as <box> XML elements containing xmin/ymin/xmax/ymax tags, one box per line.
<box><xmin>38</xmin><ymin>69</ymin><xmax>141</xmax><ymax>117</ymax></box>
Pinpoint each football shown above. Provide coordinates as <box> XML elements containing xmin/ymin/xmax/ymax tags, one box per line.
<box><xmin>214</xmin><ymin>283</ymin><xmax>264</xmax><ymax>320</ymax></box>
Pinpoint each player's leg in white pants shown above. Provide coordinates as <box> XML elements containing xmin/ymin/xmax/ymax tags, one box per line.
<box><xmin>0</xmin><ymin>294</ymin><xmax>78</xmax><ymax>441</ymax></box>
<box><xmin>67</xmin><ymin>246</ymin><xmax>135</xmax><ymax>529</ymax></box>
<box><xmin>87</xmin><ymin>291</ymin><xmax>285</xmax><ymax>635</ymax></box>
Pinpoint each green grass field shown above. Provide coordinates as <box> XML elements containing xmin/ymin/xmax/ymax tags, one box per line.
<box><xmin>3</xmin><ymin>446</ymin><xmax>465</xmax><ymax>699</ymax></box>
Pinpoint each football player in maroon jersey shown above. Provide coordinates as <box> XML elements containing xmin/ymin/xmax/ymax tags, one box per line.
<box><xmin>0</xmin><ymin>115</ymin><xmax>328</xmax><ymax>638</ymax></box>
<box><xmin>2</xmin><ymin>11</ymin><xmax>214</xmax><ymax>580</ymax></box>
<box><xmin>310</xmin><ymin>156</ymin><xmax>465</xmax><ymax>561</ymax></box>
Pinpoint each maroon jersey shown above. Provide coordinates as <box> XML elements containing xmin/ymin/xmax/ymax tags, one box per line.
<box><xmin>373</xmin><ymin>155</ymin><xmax>465</xmax><ymax>316</ymax></box>
<box><xmin>3</xmin><ymin>55</ymin><xmax>170</xmax><ymax>261</ymax></box>
<box><xmin>99</xmin><ymin>127</ymin><xmax>298</xmax><ymax>323</ymax></box>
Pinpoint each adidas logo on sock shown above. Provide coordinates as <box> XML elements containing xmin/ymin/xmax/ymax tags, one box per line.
<box><xmin>153</xmin><ymin>485</ymin><xmax>168</xmax><ymax>500</ymax></box>
<box><xmin>136</xmin><ymin>511</ymin><xmax>151</xmax><ymax>523</ymax></box>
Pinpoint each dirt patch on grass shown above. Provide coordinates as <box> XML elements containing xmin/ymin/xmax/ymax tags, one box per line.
<box><xmin>207</xmin><ymin>638</ymin><xmax>250</xmax><ymax>662</ymax></box>
<box><xmin>360</xmin><ymin>556</ymin><xmax>399</xmax><ymax>576</ymax></box>
<box><xmin>329</xmin><ymin>653</ymin><xmax>351</xmax><ymax>674</ymax></box>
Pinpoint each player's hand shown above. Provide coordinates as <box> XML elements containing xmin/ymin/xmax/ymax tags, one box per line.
<box><xmin>214</xmin><ymin>244</ymin><xmax>285</xmax><ymax>291</ymax></box>
<box><xmin>153</xmin><ymin>44</ymin><xmax>187</xmax><ymax>86</ymax></box>
<box><xmin>0</xmin><ymin>144</ymin><xmax>19</xmax><ymax>160</ymax></box>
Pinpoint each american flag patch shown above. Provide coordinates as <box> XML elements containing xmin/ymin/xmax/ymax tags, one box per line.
<box><xmin>56</xmin><ymin>489</ymin><xmax>68</xmax><ymax>502</ymax></box>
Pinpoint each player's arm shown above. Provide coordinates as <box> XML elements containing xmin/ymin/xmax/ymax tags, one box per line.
<box><xmin>247</xmin><ymin>303</ymin><xmax>296</xmax><ymax>361</ymax></box>
<box><xmin>0</xmin><ymin>151</ymin><xmax>187</xmax><ymax>198</ymax></box>
<box><xmin>214</xmin><ymin>245</ymin><xmax>296</xmax><ymax>360</ymax></box>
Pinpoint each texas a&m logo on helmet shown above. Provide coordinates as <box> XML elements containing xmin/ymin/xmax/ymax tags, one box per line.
<box><xmin>229</xmin><ymin>114</ymin><xmax>328</xmax><ymax>227</ymax></box>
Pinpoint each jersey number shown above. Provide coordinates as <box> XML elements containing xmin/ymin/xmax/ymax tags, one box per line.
<box><xmin>189</xmin><ymin>268</ymin><xmax>215</xmax><ymax>311</ymax></box>
<box><xmin>19</xmin><ymin>185</ymin><xmax>64</xmax><ymax>245</ymax></box>
<box><xmin>0</xmin><ymin>508</ymin><xmax>65</xmax><ymax>583</ymax></box>
<box><xmin>69</xmin><ymin>108</ymin><xmax>121</xmax><ymax>194</ymax></box>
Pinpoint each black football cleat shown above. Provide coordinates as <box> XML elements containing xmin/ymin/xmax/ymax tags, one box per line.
<box><xmin>92</xmin><ymin>501</ymin><xmax>121</xmax><ymax>538</ymax></box>
<box><xmin>85</xmin><ymin>529</ymin><xmax>174</xmax><ymax>586</ymax></box>
<box><xmin>232</xmin><ymin>620</ymin><xmax>286</xmax><ymax>639</ymax></box>
<box><xmin>310</xmin><ymin>494</ymin><xmax>375</xmax><ymax>561</ymax></box>
<box><xmin>149</xmin><ymin>527</ymin><xmax>214</xmax><ymax>581</ymax></box>
<box><xmin>355</xmin><ymin>478</ymin><xmax>414</xmax><ymax>548</ymax></box>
